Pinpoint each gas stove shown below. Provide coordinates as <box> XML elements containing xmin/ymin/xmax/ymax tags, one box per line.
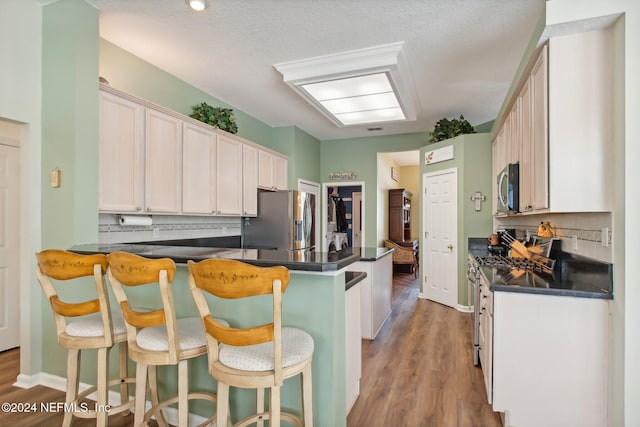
<box><xmin>475</xmin><ymin>254</ymin><xmax>555</xmax><ymax>275</ymax></box>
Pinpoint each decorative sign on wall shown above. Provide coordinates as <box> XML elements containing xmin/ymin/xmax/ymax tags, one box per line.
<box><xmin>391</xmin><ymin>166</ymin><xmax>399</xmax><ymax>182</ymax></box>
<box><xmin>425</xmin><ymin>145</ymin><xmax>454</xmax><ymax>165</ymax></box>
<box><xmin>328</xmin><ymin>171</ymin><xmax>357</xmax><ymax>180</ymax></box>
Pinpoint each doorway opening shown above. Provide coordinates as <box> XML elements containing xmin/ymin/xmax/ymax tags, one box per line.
<box><xmin>321</xmin><ymin>182</ymin><xmax>365</xmax><ymax>252</ymax></box>
<box><xmin>0</xmin><ymin>118</ymin><xmax>21</xmax><ymax>352</ymax></box>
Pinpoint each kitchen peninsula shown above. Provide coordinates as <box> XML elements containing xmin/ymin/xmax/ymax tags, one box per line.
<box><xmin>71</xmin><ymin>242</ymin><xmax>391</xmax><ymax>426</ymax></box>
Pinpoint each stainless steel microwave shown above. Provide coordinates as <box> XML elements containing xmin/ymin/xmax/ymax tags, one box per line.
<box><xmin>497</xmin><ymin>163</ymin><xmax>519</xmax><ymax>213</ymax></box>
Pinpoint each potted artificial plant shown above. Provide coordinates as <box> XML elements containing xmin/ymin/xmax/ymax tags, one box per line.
<box><xmin>190</xmin><ymin>102</ymin><xmax>238</xmax><ymax>134</ymax></box>
<box><xmin>428</xmin><ymin>115</ymin><xmax>475</xmax><ymax>143</ymax></box>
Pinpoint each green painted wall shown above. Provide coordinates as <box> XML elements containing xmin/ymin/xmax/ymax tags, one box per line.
<box><xmin>99</xmin><ymin>39</ymin><xmax>278</xmax><ymax>152</ymax></box>
<box><xmin>271</xmin><ymin>126</ymin><xmax>322</xmax><ymax>188</ymax></box>
<box><xmin>320</xmin><ymin>132</ymin><xmax>428</xmax><ymax>247</ymax></box>
<box><xmin>419</xmin><ymin>133</ymin><xmax>493</xmax><ymax>305</ymax></box>
<box><xmin>0</xmin><ymin>0</ymin><xmax>45</xmax><ymax>376</ymax></box>
<box><xmin>40</xmin><ymin>0</ymin><xmax>101</xmax><ymax>376</ymax></box>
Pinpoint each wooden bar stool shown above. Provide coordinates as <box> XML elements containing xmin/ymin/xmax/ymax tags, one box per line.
<box><xmin>35</xmin><ymin>249</ymin><xmax>135</xmax><ymax>427</ymax></box>
<box><xmin>188</xmin><ymin>259</ymin><xmax>314</xmax><ymax>427</ymax></box>
<box><xmin>106</xmin><ymin>251</ymin><xmax>220</xmax><ymax>427</ymax></box>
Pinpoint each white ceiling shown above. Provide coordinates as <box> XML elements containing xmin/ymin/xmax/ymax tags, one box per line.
<box><xmin>83</xmin><ymin>0</ymin><xmax>545</xmax><ymax>142</ymax></box>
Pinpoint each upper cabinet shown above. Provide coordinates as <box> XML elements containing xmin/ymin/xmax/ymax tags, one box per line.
<box><xmin>145</xmin><ymin>109</ymin><xmax>182</xmax><ymax>214</ymax></box>
<box><xmin>182</xmin><ymin>122</ymin><xmax>216</xmax><ymax>215</ymax></box>
<box><xmin>242</xmin><ymin>144</ymin><xmax>259</xmax><ymax>217</ymax></box>
<box><xmin>215</xmin><ymin>135</ymin><xmax>244</xmax><ymax>216</ymax></box>
<box><xmin>99</xmin><ymin>86</ymin><xmax>288</xmax><ymax>217</ymax></box>
<box><xmin>493</xmin><ymin>28</ymin><xmax>612</xmax><ymax>215</ymax></box>
<box><xmin>99</xmin><ymin>91</ymin><xmax>145</xmax><ymax>213</ymax></box>
<box><xmin>258</xmin><ymin>150</ymin><xmax>288</xmax><ymax>191</ymax></box>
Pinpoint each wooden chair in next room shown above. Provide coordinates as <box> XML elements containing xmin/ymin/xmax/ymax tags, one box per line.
<box><xmin>35</xmin><ymin>249</ymin><xmax>135</xmax><ymax>427</ymax></box>
<box><xmin>188</xmin><ymin>258</ymin><xmax>314</xmax><ymax>427</ymax></box>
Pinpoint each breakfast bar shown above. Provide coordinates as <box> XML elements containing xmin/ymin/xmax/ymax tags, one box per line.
<box><xmin>70</xmin><ymin>243</ymin><xmax>385</xmax><ymax>426</ymax></box>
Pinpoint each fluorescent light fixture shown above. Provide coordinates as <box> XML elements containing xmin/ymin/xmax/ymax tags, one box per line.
<box><xmin>274</xmin><ymin>42</ymin><xmax>419</xmax><ymax>127</ymax></box>
<box><xmin>186</xmin><ymin>0</ymin><xmax>209</xmax><ymax>11</ymax></box>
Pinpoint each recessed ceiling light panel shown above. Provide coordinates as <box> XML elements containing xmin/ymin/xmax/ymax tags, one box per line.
<box><xmin>186</xmin><ymin>0</ymin><xmax>209</xmax><ymax>11</ymax></box>
<box><xmin>274</xmin><ymin>42</ymin><xmax>419</xmax><ymax>127</ymax></box>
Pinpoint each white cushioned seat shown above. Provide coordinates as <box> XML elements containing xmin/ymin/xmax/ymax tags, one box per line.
<box><xmin>137</xmin><ymin>317</ymin><xmax>229</xmax><ymax>352</ymax></box>
<box><xmin>65</xmin><ymin>311</ymin><xmax>126</xmax><ymax>337</ymax></box>
<box><xmin>219</xmin><ymin>327</ymin><xmax>314</xmax><ymax>371</ymax></box>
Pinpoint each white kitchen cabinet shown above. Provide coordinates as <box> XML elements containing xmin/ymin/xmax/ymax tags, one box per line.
<box><xmin>546</xmin><ymin>29</ymin><xmax>612</xmax><ymax>212</ymax></box>
<box><xmin>98</xmin><ymin>91</ymin><xmax>145</xmax><ymax>213</ymax></box>
<box><xmin>258</xmin><ymin>150</ymin><xmax>288</xmax><ymax>191</ymax></box>
<box><xmin>242</xmin><ymin>144</ymin><xmax>258</xmax><ymax>217</ymax></box>
<box><xmin>519</xmin><ymin>44</ymin><xmax>550</xmax><ymax>214</ymax></box>
<box><xmin>494</xmin><ymin>29</ymin><xmax>612</xmax><ymax>216</ymax></box>
<box><xmin>492</xmin><ymin>126</ymin><xmax>508</xmax><ymax>215</ymax></box>
<box><xmin>273</xmin><ymin>155</ymin><xmax>288</xmax><ymax>190</ymax></box>
<box><xmin>508</xmin><ymin>101</ymin><xmax>520</xmax><ymax>164</ymax></box>
<box><xmin>145</xmin><ymin>108</ymin><xmax>182</xmax><ymax>214</ymax></box>
<box><xmin>215</xmin><ymin>134</ymin><xmax>243</xmax><ymax>216</ymax></box>
<box><xmin>346</xmin><ymin>253</ymin><xmax>392</xmax><ymax>340</ymax></box>
<box><xmin>182</xmin><ymin>122</ymin><xmax>216</xmax><ymax>215</ymax></box>
<box><xmin>529</xmin><ymin>45</ymin><xmax>549</xmax><ymax>211</ymax></box>
<box><xmin>477</xmin><ymin>272</ymin><xmax>493</xmax><ymax>404</ymax></box>
<box><xmin>492</xmin><ymin>292</ymin><xmax>608</xmax><ymax>427</ymax></box>
<box><xmin>519</xmin><ymin>76</ymin><xmax>533</xmax><ymax>212</ymax></box>
<box><xmin>345</xmin><ymin>279</ymin><xmax>362</xmax><ymax>414</ymax></box>
<box><xmin>99</xmin><ymin>86</ymin><xmax>286</xmax><ymax>218</ymax></box>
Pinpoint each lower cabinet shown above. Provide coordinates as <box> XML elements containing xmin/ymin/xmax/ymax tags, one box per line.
<box><xmin>492</xmin><ymin>292</ymin><xmax>608</xmax><ymax>427</ymax></box>
<box><xmin>345</xmin><ymin>279</ymin><xmax>362</xmax><ymax>414</ymax></box>
<box><xmin>478</xmin><ymin>273</ymin><xmax>493</xmax><ymax>404</ymax></box>
<box><xmin>346</xmin><ymin>254</ymin><xmax>392</xmax><ymax>340</ymax></box>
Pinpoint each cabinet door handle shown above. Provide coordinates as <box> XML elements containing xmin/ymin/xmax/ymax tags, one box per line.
<box><xmin>136</xmin><ymin>206</ymin><xmax>142</xmax><ymax>211</ymax></box>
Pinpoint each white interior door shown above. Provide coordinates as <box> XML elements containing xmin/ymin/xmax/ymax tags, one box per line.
<box><xmin>352</xmin><ymin>192</ymin><xmax>362</xmax><ymax>248</ymax></box>
<box><xmin>422</xmin><ymin>168</ymin><xmax>458</xmax><ymax>308</ymax></box>
<box><xmin>0</xmin><ymin>143</ymin><xmax>20</xmax><ymax>351</ymax></box>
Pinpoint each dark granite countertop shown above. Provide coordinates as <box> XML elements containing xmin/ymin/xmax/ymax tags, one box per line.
<box><xmin>345</xmin><ymin>271</ymin><xmax>366</xmax><ymax>291</ymax></box>
<box><xmin>71</xmin><ymin>243</ymin><xmax>360</xmax><ymax>272</ymax></box>
<box><xmin>357</xmin><ymin>247</ymin><xmax>394</xmax><ymax>261</ymax></box>
<box><xmin>468</xmin><ymin>237</ymin><xmax>613</xmax><ymax>300</ymax></box>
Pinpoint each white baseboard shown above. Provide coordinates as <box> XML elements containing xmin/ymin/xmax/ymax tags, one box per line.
<box><xmin>456</xmin><ymin>304</ymin><xmax>473</xmax><ymax>313</ymax></box>
<box><xmin>417</xmin><ymin>293</ymin><xmax>474</xmax><ymax>313</ymax></box>
<box><xmin>13</xmin><ymin>372</ymin><xmax>211</xmax><ymax>426</ymax></box>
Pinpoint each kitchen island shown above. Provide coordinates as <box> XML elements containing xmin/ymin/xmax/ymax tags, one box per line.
<box><xmin>468</xmin><ymin>238</ymin><xmax>612</xmax><ymax>427</ymax></box>
<box><xmin>70</xmin><ymin>242</ymin><xmax>382</xmax><ymax>426</ymax></box>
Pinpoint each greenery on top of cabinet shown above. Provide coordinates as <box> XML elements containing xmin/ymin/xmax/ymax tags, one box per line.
<box><xmin>190</xmin><ymin>102</ymin><xmax>238</xmax><ymax>134</ymax></box>
<box><xmin>429</xmin><ymin>115</ymin><xmax>475</xmax><ymax>143</ymax></box>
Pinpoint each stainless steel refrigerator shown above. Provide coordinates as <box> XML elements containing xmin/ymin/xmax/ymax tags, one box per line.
<box><xmin>243</xmin><ymin>190</ymin><xmax>315</xmax><ymax>251</ymax></box>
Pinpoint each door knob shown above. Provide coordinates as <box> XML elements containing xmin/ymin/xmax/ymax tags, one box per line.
<box><xmin>447</xmin><ymin>244</ymin><xmax>454</xmax><ymax>250</ymax></box>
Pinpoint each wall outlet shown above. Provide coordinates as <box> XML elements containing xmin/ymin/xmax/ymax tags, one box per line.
<box><xmin>572</xmin><ymin>235</ymin><xmax>578</xmax><ymax>250</ymax></box>
<box><xmin>222</xmin><ymin>226</ymin><xmax>228</xmax><ymax>234</ymax></box>
<box><xmin>153</xmin><ymin>228</ymin><xmax>160</xmax><ymax>238</ymax></box>
<box><xmin>601</xmin><ymin>227</ymin><xmax>609</xmax><ymax>247</ymax></box>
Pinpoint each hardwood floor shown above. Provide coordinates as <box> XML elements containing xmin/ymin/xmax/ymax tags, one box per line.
<box><xmin>0</xmin><ymin>273</ymin><xmax>501</xmax><ymax>427</ymax></box>
<box><xmin>347</xmin><ymin>273</ymin><xmax>503</xmax><ymax>427</ymax></box>
<box><xmin>0</xmin><ymin>348</ymin><xmax>159</xmax><ymax>427</ymax></box>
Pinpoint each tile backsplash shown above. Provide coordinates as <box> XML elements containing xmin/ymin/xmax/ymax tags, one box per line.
<box><xmin>99</xmin><ymin>214</ymin><xmax>242</xmax><ymax>244</ymax></box>
<box><xmin>495</xmin><ymin>212</ymin><xmax>612</xmax><ymax>263</ymax></box>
